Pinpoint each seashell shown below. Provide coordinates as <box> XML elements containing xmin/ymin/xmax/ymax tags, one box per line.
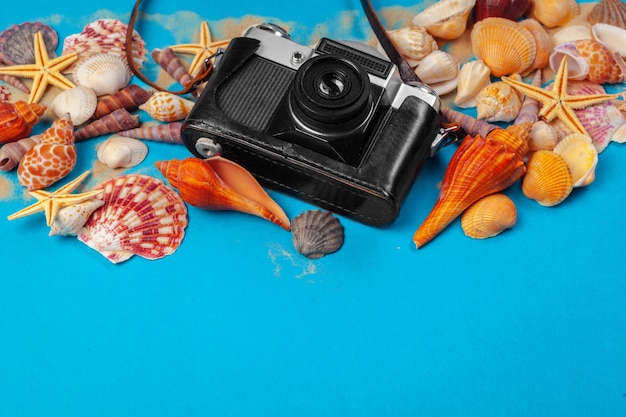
<box><xmin>471</xmin><ymin>17</ymin><xmax>536</xmax><ymax>77</ymax></box>
<box><xmin>62</xmin><ymin>19</ymin><xmax>147</xmax><ymax>70</ymax></box>
<box><xmin>519</xmin><ymin>18</ymin><xmax>552</xmax><ymax>75</ymax></box>
<box><xmin>0</xmin><ymin>74</ymin><xmax>29</xmax><ymax>93</ymax></box>
<box><xmin>0</xmin><ymin>85</ymin><xmax>10</xmax><ymax>102</ymax></box>
<box><xmin>139</xmin><ymin>91</ymin><xmax>195</xmax><ymax>122</ymax></box>
<box><xmin>473</xmin><ymin>0</ymin><xmax>530</xmax><ymax>21</ymax></box>
<box><xmin>49</xmin><ymin>86</ymin><xmax>97</xmax><ymax>126</ymax></box>
<box><xmin>526</xmin><ymin>0</ymin><xmax>579</xmax><ymax>28</ymax></box>
<box><xmin>151</xmin><ymin>47</ymin><xmax>193</xmax><ymax>89</ymax></box>
<box><xmin>0</xmin><ymin>100</ymin><xmax>46</xmax><ymax>144</ymax></box>
<box><xmin>0</xmin><ymin>22</ymin><xmax>58</xmax><ymax>65</ymax></box>
<box><xmin>17</xmin><ymin>113</ymin><xmax>77</xmax><ymax>190</ymax></box>
<box><xmin>384</xmin><ymin>26</ymin><xmax>438</xmax><ymax>66</ymax></box>
<box><xmin>513</xmin><ymin>69</ymin><xmax>542</xmax><ymax>126</ymax></box>
<box><xmin>572</xmin><ymin>39</ymin><xmax>626</xmax><ymax>83</ymax></box>
<box><xmin>486</xmin><ymin>122</ymin><xmax>531</xmax><ymax>158</ymax></box>
<box><xmin>460</xmin><ymin>193</ymin><xmax>517</xmax><ymax>239</ymax></box>
<box><xmin>155</xmin><ymin>156</ymin><xmax>290</xmax><ymax>230</ymax></box>
<box><xmin>549</xmin><ymin>42</ymin><xmax>589</xmax><ymax>80</ymax></box>
<box><xmin>412</xmin><ymin>134</ymin><xmax>526</xmax><ymax>248</ymax></box>
<box><xmin>290</xmin><ymin>210</ymin><xmax>344</xmax><ymax>259</ymax></box>
<box><xmin>522</xmin><ymin>150</ymin><xmax>573</xmax><ymax>206</ymax></box>
<box><xmin>49</xmin><ymin>198</ymin><xmax>105</xmax><ymax>236</ymax></box>
<box><xmin>552</xmin><ymin>24</ymin><xmax>593</xmax><ymax>46</ymax></box>
<box><xmin>96</xmin><ymin>135</ymin><xmax>148</xmax><ymax>169</ymax></box>
<box><xmin>592</xmin><ymin>23</ymin><xmax>626</xmax><ymax>58</ymax></box>
<box><xmin>552</xmin><ymin>132</ymin><xmax>598</xmax><ymax>187</ymax></box>
<box><xmin>0</xmin><ymin>135</ymin><xmax>39</xmax><ymax>171</ymax></box>
<box><xmin>91</xmin><ymin>84</ymin><xmax>152</xmax><ymax>120</ymax></box>
<box><xmin>475</xmin><ymin>78</ymin><xmax>523</xmax><ymax>123</ymax></box>
<box><xmin>528</xmin><ymin>120</ymin><xmax>559</xmax><ymax>151</ymax></box>
<box><xmin>587</xmin><ymin>0</ymin><xmax>626</xmax><ymax>29</ymax></box>
<box><xmin>412</xmin><ymin>0</ymin><xmax>476</xmax><ymax>40</ymax></box>
<box><xmin>73</xmin><ymin>53</ymin><xmax>132</xmax><ymax>96</ymax></box>
<box><xmin>441</xmin><ymin>106</ymin><xmax>500</xmax><ymax>138</ymax></box>
<box><xmin>118</xmin><ymin>122</ymin><xmax>183</xmax><ymax>144</ymax></box>
<box><xmin>77</xmin><ymin>174</ymin><xmax>188</xmax><ymax>263</ymax></box>
<box><xmin>414</xmin><ymin>50</ymin><xmax>459</xmax><ymax>89</ymax></box>
<box><xmin>75</xmin><ymin>108</ymin><xmax>140</xmax><ymax>141</ymax></box>
<box><xmin>454</xmin><ymin>60</ymin><xmax>492</xmax><ymax>108</ymax></box>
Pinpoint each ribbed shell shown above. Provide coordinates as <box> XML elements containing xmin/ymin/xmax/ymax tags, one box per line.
<box><xmin>527</xmin><ymin>0</ymin><xmax>579</xmax><ymax>28</ymax></box>
<box><xmin>0</xmin><ymin>21</ymin><xmax>58</xmax><ymax>65</ymax></box>
<box><xmin>592</xmin><ymin>23</ymin><xmax>626</xmax><ymax>58</ymax></box>
<box><xmin>384</xmin><ymin>26</ymin><xmax>438</xmax><ymax>66</ymax></box>
<box><xmin>553</xmin><ymin>133</ymin><xmax>598</xmax><ymax>187</ymax></box>
<box><xmin>461</xmin><ymin>193</ymin><xmax>517</xmax><ymax>239</ymax></box>
<box><xmin>77</xmin><ymin>174</ymin><xmax>188</xmax><ymax>263</ymax></box>
<box><xmin>412</xmin><ymin>0</ymin><xmax>476</xmax><ymax>40</ymax></box>
<box><xmin>522</xmin><ymin>150</ymin><xmax>573</xmax><ymax>206</ymax></box>
<box><xmin>74</xmin><ymin>53</ymin><xmax>133</xmax><ymax>96</ymax></box>
<box><xmin>587</xmin><ymin>0</ymin><xmax>626</xmax><ymax>29</ymax></box>
<box><xmin>96</xmin><ymin>136</ymin><xmax>148</xmax><ymax>169</ymax></box>
<box><xmin>291</xmin><ymin>210</ymin><xmax>344</xmax><ymax>259</ymax></box>
<box><xmin>475</xmin><ymin>80</ymin><xmax>523</xmax><ymax>123</ymax></box>
<box><xmin>49</xmin><ymin>86</ymin><xmax>98</xmax><ymax>126</ymax></box>
<box><xmin>0</xmin><ymin>101</ymin><xmax>46</xmax><ymax>144</ymax></box>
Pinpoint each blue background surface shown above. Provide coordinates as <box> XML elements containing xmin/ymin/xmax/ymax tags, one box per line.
<box><xmin>1</xmin><ymin>0</ymin><xmax>625</xmax><ymax>416</ymax></box>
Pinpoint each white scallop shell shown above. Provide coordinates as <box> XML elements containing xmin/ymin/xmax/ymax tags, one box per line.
<box><xmin>97</xmin><ymin>135</ymin><xmax>148</xmax><ymax>169</ymax></box>
<box><xmin>454</xmin><ymin>59</ymin><xmax>492</xmax><ymax>108</ymax></box>
<box><xmin>49</xmin><ymin>86</ymin><xmax>98</xmax><ymax>126</ymax></box>
<box><xmin>73</xmin><ymin>53</ymin><xmax>133</xmax><ymax>96</ymax></box>
<box><xmin>592</xmin><ymin>23</ymin><xmax>626</xmax><ymax>57</ymax></box>
<box><xmin>415</xmin><ymin>50</ymin><xmax>459</xmax><ymax>85</ymax></box>
<box><xmin>49</xmin><ymin>198</ymin><xmax>105</xmax><ymax>236</ymax></box>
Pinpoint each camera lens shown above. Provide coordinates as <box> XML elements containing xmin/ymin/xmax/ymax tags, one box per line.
<box><xmin>290</xmin><ymin>54</ymin><xmax>372</xmax><ymax>129</ymax></box>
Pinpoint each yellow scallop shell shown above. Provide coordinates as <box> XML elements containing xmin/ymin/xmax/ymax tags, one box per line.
<box><xmin>522</xmin><ymin>150</ymin><xmax>573</xmax><ymax>206</ymax></box>
<box><xmin>553</xmin><ymin>133</ymin><xmax>598</xmax><ymax>187</ymax></box>
<box><xmin>471</xmin><ymin>17</ymin><xmax>537</xmax><ymax>77</ymax></box>
<box><xmin>461</xmin><ymin>193</ymin><xmax>517</xmax><ymax>239</ymax></box>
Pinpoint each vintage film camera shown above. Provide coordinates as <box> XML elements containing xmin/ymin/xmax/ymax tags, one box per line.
<box><xmin>182</xmin><ymin>23</ymin><xmax>448</xmax><ymax>226</ymax></box>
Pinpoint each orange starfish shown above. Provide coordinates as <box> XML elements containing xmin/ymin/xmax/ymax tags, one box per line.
<box><xmin>169</xmin><ymin>21</ymin><xmax>230</xmax><ymax>76</ymax></box>
<box><xmin>7</xmin><ymin>171</ymin><xmax>102</xmax><ymax>227</ymax></box>
<box><xmin>501</xmin><ymin>56</ymin><xmax>621</xmax><ymax>136</ymax></box>
<box><xmin>0</xmin><ymin>31</ymin><xmax>77</xmax><ymax>104</ymax></box>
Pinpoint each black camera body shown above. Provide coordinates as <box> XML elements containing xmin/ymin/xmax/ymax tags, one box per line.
<box><xmin>182</xmin><ymin>24</ymin><xmax>445</xmax><ymax>226</ymax></box>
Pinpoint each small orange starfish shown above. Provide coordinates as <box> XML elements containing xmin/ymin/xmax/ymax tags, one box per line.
<box><xmin>7</xmin><ymin>171</ymin><xmax>102</xmax><ymax>227</ymax></box>
<box><xmin>0</xmin><ymin>31</ymin><xmax>77</xmax><ymax>104</ymax></box>
<box><xmin>169</xmin><ymin>21</ymin><xmax>230</xmax><ymax>76</ymax></box>
<box><xmin>501</xmin><ymin>56</ymin><xmax>621</xmax><ymax>136</ymax></box>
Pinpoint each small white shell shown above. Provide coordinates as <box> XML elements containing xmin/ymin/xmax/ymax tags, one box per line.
<box><xmin>412</xmin><ymin>0</ymin><xmax>476</xmax><ymax>40</ymax></box>
<box><xmin>454</xmin><ymin>59</ymin><xmax>492</xmax><ymax>108</ymax></box>
<box><xmin>383</xmin><ymin>26</ymin><xmax>438</xmax><ymax>67</ymax></box>
<box><xmin>49</xmin><ymin>198</ymin><xmax>105</xmax><ymax>236</ymax></box>
<box><xmin>49</xmin><ymin>86</ymin><xmax>98</xmax><ymax>126</ymax></box>
<box><xmin>415</xmin><ymin>50</ymin><xmax>459</xmax><ymax>85</ymax></box>
<box><xmin>592</xmin><ymin>23</ymin><xmax>626</xmax><ymax>57</ymax></box>
<box><xmin>97</xmin><ymin>135</ymin><xmax>148</xmax><ymax>169</ymax></box>
<box><xmin>74</xmin><ymin>53</ymin><xmax>133</xmax><ymax>96</ymax></box>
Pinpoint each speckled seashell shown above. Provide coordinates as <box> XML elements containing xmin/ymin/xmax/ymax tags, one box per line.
<box><xmin>592</xmin><ymin>23</ymin><xmax>626</xmax><ymax>58</ymax></box>
<box><xmin>587</xmin><ymin>0</ymin><xmax>626</xmax><ymax>29</ymax></box>
<box><xmin>49</xmin><ymin>198</ymin><xmax>105</xmax><ymax>236</ymax></box>
<box><xmin>73</xmin><ymin>53</ymin><xmax>133</xmax><ymax>96</ymax></box>
<box><xmin>527</xmin><ymin>0</ymin><xmax>579</xmax><ymax>28</ymax></box>
<box><xmin>77</xmin><ymin>174</ymin><xmax>188</xmax><ymax>263</ymax></box>
<box><xmin>0</xmin><ymin>21</ymin><xmax>58</xmax><ymax>65</ymax></box>
<box><xmin>291</xmin><ymin>210</ymin><xmax>344</xmax><ymax>259</ymax></box>
<box><xmin>49</xmin><ymin>86</ymin><xmax>98</xmax><ymax>126</ymax></box>
<box><xmin>552</xmin><ymin>24</ymin><xmax>593</xmax><ymax>46</ymax></box>
<box><xmin>461</xmin><ymin>193</ymin><xmax>517</xmax><ymax>239</ymax></box>
<box><xmin>471</xmin><ymin>17</ymin><xmax>536</xmax><ymax>77</ymax></box>
<box><xmin>96</xmin><ymin>135</ymin><xmax>148</xmax><ymax>169</ymax></box>
<box><xmin>475</xmin><ymin>78</ymin><xmax>523</xmax><ymax>123</ymax></box>
<box><xmin>573</xmin><ymin>39</ymin><xmax>626</xmax><ymax>84</ymax></box>
<box><xmin>454</xmin><ymin>60</ymin><xmax>492</xmax><ymax>108</ymax></box>
<box><xmin>549</xmin><ymin>42</ymin><xmax>590</xmax><ymax>80</ymax></box>
<box><xmin>528</xmin><ymin>121</ymin><xmax>559</xmax><ymax>151</ymax></box>
<box><xmin>384</xmin><ymin>26</ymin><xmax>438</xmax><ymax>66</ymax></box>
<box><xmin>139</xmin><ymin>91</ymin><xmax>195</xmax><ymax>122</ymax></box>
<box><xmin>553</xmin><ymin>133</ymin><xmax>598</xmax><ymax>187</ymax></box>
<box><xmin>519</xmin><ymin>18</ymin><xmax>552</xmax><ymax>75</ymax></box>
<box><xmin>414</xmin><ymin>50</ymin><xmax>459</xmax><ymax>94</ymax></box>
<box><xmin>412</xmin><ymin>0</ymin><xmax>476</xmax><ymax>40</ymax></box>
<box><xmin>522</xmin><ymin>150</ymin><xmax>573</xmax><ymax>206</ymax></box>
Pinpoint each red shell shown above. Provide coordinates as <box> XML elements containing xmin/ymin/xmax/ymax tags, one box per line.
<box><xmin>0</xmin><ymin>101</ymin><xmax>46</xmax><ymax>144</ymax></box>
<box><xmin>474</xmin><ymin>0</ymin><xmax>531</xmax><ymax>21</ymax></box>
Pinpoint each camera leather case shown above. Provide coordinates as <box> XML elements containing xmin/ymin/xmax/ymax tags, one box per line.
<box><xmin>182</xmin><ymin>25</ymin><xmax>445</xmax><ymax>226</ymax></box>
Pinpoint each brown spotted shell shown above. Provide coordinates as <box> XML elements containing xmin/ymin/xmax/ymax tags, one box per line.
<box><xmin>291</xmin><ymin>210</ymin><xmax>344</xmax><ymax>259</ymax></box>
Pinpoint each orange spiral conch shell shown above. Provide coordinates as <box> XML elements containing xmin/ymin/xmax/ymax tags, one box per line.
<box><xmin>413</xmin><ymin>135</ymin><xmax>526</xmax><ymax>248</ymax></box>
<box><xmin>155</xmin><ymin>156</ymin><xmax>291</xmax><ymax>230</ymax></box>
<box><xmin>0</xmin><ymin>101</ymin><xmax>46</xmax><ymax>144</ymax></box>
<box><xmin>17</xmin><ymin>113</ymin><xmax>77</xmax><ymax>190</ymax></box>
<box><xmin>522</xmin><ymin>150</ymin><xmax>573</xmax><ymax>206</ymax></box>
<box><xmin>461</xmin><ymin>193</ymin><xmax>517</xmax><ymax>239</ymax></box>
<box><xmin>486</xmin><ymin>121</ymin><xmax>531</xmax><ymax>158</ymax></box>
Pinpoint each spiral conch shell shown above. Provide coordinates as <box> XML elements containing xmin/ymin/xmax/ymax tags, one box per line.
<box><xmin>0</xmin><ymin>101</ymin><xmax>46</xmax><ymax>144</ymax></box>
<box><xmin>413</xmin><ymin>134</ymin><xmax>526</xmax><ymax>248</ymax></box>
<box><xmin>475</xmin><ymin>77</ymin><xmax>523</xmax><ymax>123</ymax></box>
<box><xmin>522</xmin><ymin>150</ymin><xmax>573</xmax><ymax>206</ymax></box>
<box><xmin>139</xmin><ymin>91</ymin><xmax>195</xmax><ymax>122</ymax></box>
<box><xmin>18</xmin><ymin>113</ymin><xmax>77</xmax><ymax>190</ymax></box>
<box><xmin>155</xmin><ymin>156</ymin><xmax>290</xmax><ymax>230</ymax></box>
<box><xmin>461</xmin><ymin>193</ymin><xmax>517</xmax><ymax>239</ymax></box>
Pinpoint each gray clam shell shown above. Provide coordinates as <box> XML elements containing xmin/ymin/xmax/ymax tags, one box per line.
<box><xmin>291</xmin><ymin>210</ymin><xmax>344</xmax><ymax>259</ymax></box>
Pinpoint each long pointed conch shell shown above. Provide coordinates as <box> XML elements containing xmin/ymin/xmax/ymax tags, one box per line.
<box><xmin>91</xmin><ymin>84</ymin><xmax>152</xmax><ymax>120</ymax></box>
<box><xmin>413</xmin><ymin>134</ymin><xmax>526</xmax><ymax>248</ymax></box>
<box><xmin>155</xmin><ymin>156</ymin><xmax>291</xmax><ymax>230</ymax></box>
<box><xmin>0</xmin><ymin>135</ymin><xmax>39</xmax><ymax>171</ymax></box>
<box><xmin>75</xmin><ymin>108</ymin><xmax>140</xmax><ymax>141</ymax></box>
<box><xmin>118</xmin><ymin>122</ymin><xmax>183</xmax><ymax>144</ymax></box>
<box><xmin>0</xmin><ymin>74</ymin><xmax>29</xmax><ymax>93</ymax></box>
<box><xmin>151</xmin><ymin>47</ymin><xmax>193</xmax><ymax>89</ymax></box>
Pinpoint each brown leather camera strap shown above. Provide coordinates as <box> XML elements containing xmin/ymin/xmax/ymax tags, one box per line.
<box><xmin>125</xmin><ymin>0</ymin><xmax>214</xmax><ymax>94</ymax></box>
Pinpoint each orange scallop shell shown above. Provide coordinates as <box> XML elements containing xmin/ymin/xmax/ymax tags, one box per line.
<box><xmin>522</xmin><ymin>150</ymin><xmax>573</xmax><ymax>206</ymax></box>
<box><xmin>461</xmin><ymin>193</ymin><xmax>517</xmax><ymax>239</ymax></box>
